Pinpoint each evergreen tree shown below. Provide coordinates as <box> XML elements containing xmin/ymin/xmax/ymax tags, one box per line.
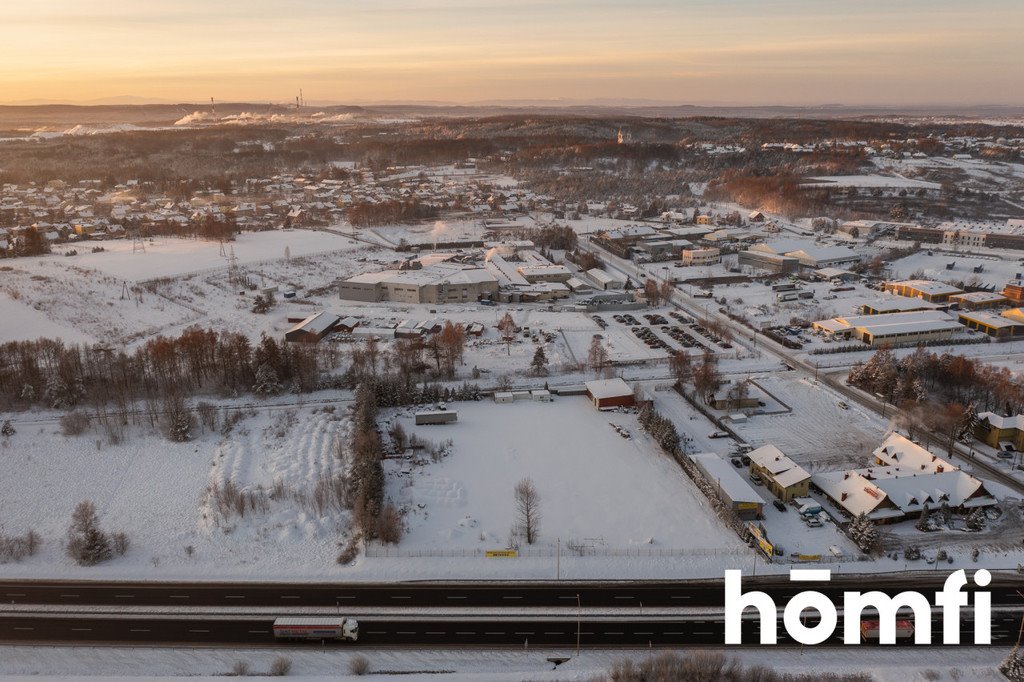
<box><xmin>916</xmin><ymin>503</ymin><xmax>931</xmax><ymax>531</ymax></box>
<box><xmin>530</xmin><ymin>346</ymin><xmax>548</xmax><ymax>376</ymax></box>
<box><xmin>0</xmin><ymin>420</ymin><xmax>14</xmax><ymax>437</ymax></box>
<box><xmin>66</xmin><ymin>501</ymin><xmax>113</xmax><ymax>566</ymax></box>
<box><xmin>253</xmin><ymin>363</ymin><xmax>282</xmax><ymax>396</ymax></box>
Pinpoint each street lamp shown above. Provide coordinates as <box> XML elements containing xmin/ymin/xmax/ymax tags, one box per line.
<box><xmin>576</xmin><ymin>594</ymin><xmax>582</xmax><ymax>657</ymax></box>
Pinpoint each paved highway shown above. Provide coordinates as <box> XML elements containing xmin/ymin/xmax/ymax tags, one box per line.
<box><xmin>0</xmin><ymin>613</ymin><xmax>1017</xmax><ymax>648</ymax></box>
<box><xmin>1</xmin><ymin>577</ymin><xmax>1018</xmax><ymax>609</ymax></box>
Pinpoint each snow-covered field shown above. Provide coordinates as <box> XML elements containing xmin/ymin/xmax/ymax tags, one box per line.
<box><xmin>51</xmin><ymin>229</ymin><xmax>366</xmax><ymax>281</ymax></box>
<box><xmin>0</xmin><ymin>402</ymin><xmax>355</xmax><ymax>580</ymax></box>
<box><xmin>381</xmin><ymin>398</ymin><xmax>745</xmax><ymax>554</ymax></box>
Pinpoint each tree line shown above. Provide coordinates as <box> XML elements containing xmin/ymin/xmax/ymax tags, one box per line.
<box><xmin>0</xmin><ymin>327</ymin><xmax>339</xmax><ymax>413</ymax></box>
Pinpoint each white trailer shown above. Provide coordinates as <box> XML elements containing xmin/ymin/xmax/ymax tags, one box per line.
<box><xmin>273</xmin><ymin>617</ymin><xmax>359</xmax><ymax>641</ymax></box>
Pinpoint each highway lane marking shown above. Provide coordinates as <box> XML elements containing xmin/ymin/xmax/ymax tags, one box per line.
<box><xmin>614</xmin><ymin>596</ymin><xmax>635</xmax><ymax>600</ymax></box>
<box><xmin>514</xmin><ymin>632</ymin><xmax>534</xmax><ymax>635</ymax></box>
<box><xmin>60</xmin><ymin>594</ymin><xmax>80</xmax><ymax>598</ymax></box>
<box><xmin>390</xmin><ymin>596</ymin><xmax>411</xmax><ymax>599</ymax></box>
<box><xmin>130</xmin><ymin>629</ymin><xmax>150</xmax><ymax>633</ymax></box>
<box><xmin>13</xmin><ymin>627</ymin><xmax>34</xmax><ymax>631</ymax></box>
<box><xmin>225</xmin><ymin>595</ymin><xmax>245</xmax><ymax>599</ymax></box>
<box><xmin>280</xmin><ymin>596</ymin><xmax>300</xmax><ymax>599</ymax></box>
<box><xmin>665</xmin><ymin>632</ymin><xmax>685</xmax><ymax>635</ymax></box>
<box><xmin>425</xmin><ymin>631</ymin><xmax>445</xmax><ymax>635</ymax></box>
<box><xmin>455</xmin><ymin>631</ymin><xmax>475</xmax><ymax>635</ymax></box>
<box><xmin>396</xmin><ymin>631</ymin><xmax>416</xmax><ymax>635</ymax></box>
<box><xmin>694</xmin><ymin>631</ymin><xmax>713</xmax><ymax>635</ymax></box>
<box><xmin>335</xmin><ymin>596</ymin><xmax>355</xmax><ymax>599</ymax></box>
<box><xmin>604</xmin><ymin>632</ymin><xmax>624</xmax><ymax>635</ymax></box>
<box><xmin>249</xmin><ymin>630</ymin><xmax>269</xmax><ymax>634</ymax></box>
<box><xmin>670</xmin><ymin>596</ymin><xmax>689</xmax><ymax>600</ymax></box>
<box><xmin>115</xmin><ymin>595</ymin><xmax>134</xmax><ymax>598</ymax></box>
<box><xmin>5</xmin><ymin>593</ymin><xmax>25</xmax><ymax>597</ymax></box>
<box><xmin>169</xmin><ymin>595</ymin><xmax>189</xmax><ymax>599</ymax></box>
<box><xmin>502</xmin><ymin>596</ymin><xmax>522</xmax><ymax>599</ymax></box>
<box><xmin>70</xmin><ymin>628</ymin><xmax>92</xmax><ymax>632</ymax></box>
<box><xmin>446</xmin><ymin>596</ymin><xmax>466</xmax><ymax>600</ymax></box>
<box><xmin>557</xmin><ymin>596</ymin><xmax>575</xmax><ymax>600</ymax></box>
<box><xmin>367</xmin><ymin>631</ymin><xmax>387</xmax><ymax>635</ymax></box>
<box><xmin>189</xmin><ymin>629</ymin><xmax>210</xmax><ymax>633</ymax></box>
<box><xmin>485</xmin><ymin>632</ymin><xmax>505</xmax><ymax>635</ymax></box>
<box><xmin>635</xmin><ymin>631</ymin><xmax>654</xmax><ymax>635</ymax></box>
<box><xmin>543</xmin><ymin>632</ymin><xmax>564</xmax><ymax>635</ymax></box>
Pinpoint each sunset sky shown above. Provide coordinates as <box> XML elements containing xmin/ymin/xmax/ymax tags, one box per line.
<box><xmin>2</xmin><ymin>0</ymin><xmax>1022</xmax><ymax>106</ymax></box>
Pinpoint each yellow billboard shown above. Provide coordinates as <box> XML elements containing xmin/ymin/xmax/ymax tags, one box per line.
<box><xmin>485</xmin><ymin>550</ymin><xmax>518</xmax><ymax>558</ymax></box>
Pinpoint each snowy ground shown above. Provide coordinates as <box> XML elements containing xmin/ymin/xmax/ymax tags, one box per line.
<box><xmin>380</xmin><ymin>398</ymin><xmax>746</xmax><ymax>554</ymax></box>
<box><xmin>50</xmin><ymin>229</ymin><xmax>365</xmax><ymax>281</ymax></box>
<box><xmin>727</xmin><ymin>374</ymin><xmax>890</xmax><ymax>472</ymax></box>
<box><xmin>0</xmin><ymin>644</ymin><xmax>1006</xmax><ymax>681</ymax></box>
<box><xmin>0</xmin><ymin>402</ymin><xmax>355</xmax><ymax>580</ymax></box>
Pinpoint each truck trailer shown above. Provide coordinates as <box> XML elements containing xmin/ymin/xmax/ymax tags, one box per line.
<box><xmin>273</xmin><ymin>617</ymin><xmax>359</xmax><ymax>641</ymax></box>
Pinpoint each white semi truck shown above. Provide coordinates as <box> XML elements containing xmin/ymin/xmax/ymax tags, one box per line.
<box><xmin>272</xmin><ymin>617</ymin><xmax>359</xmax><ymax>642</ymax></box>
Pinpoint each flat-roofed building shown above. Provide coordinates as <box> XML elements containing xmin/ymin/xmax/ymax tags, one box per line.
<box><xmin>587</xmin><ymin>268</ymin><xmax>626</xmax><ymax>290</ymax></box>
<box><xmin>957</xmin><ymin>310</ymin><xmax>1024</xmax><ymax>339</ymax></box>
<box><xmin>1004</xmin><ymin>280</ymin><xmax>1024</xmax><ymax>304</ymax></box>
<box><xmin>859</xmin><ymin>297</ymin><xmax>938</xmax><ymax>315</ymax></box>
<box><xmin>585</xmin><ymin>377</ymin><xmax>635</xmax><ymax>409</ymax></box>
<box><xmin>737</xmin><ymin>250</ymin><xmax>799</xmax><ymax>274</ymax></box>
<box><xmin>949</xmin><ymin>291</ymin><xmax>1008</xmax><ymax>311</ymax></box>
<box><xmin>690</xmin><ymin>453</ymin><xmax>764</xmax><ymax>520</ymax></box>
<box><xmin>680</xmin><ymin>247</ymin><xmax>721</xmax><ymax>266</ymax></box>
<box><xmin>339</xmin><ymin>263</ymin><xmax>499</xmax><ymax>304</ymax></box>
<box><xmin>813</xmin><ymin>310</ymin><xmax>961</xmax><ymax>346</ymax></box>
<box><xmin>884</xmin><ymin>279</ymin><xmax>963</xmax><ymax>303</ymax></box>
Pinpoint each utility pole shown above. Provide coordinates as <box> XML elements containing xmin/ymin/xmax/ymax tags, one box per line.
<box><xmin>576</xmin><ymin>594</ymin><xmax>581</xmax><ymax>657</ymax></box>
<box><xmin>556</xmin><ymin>538</ymin><xmax>560</xmax><ymax>580</ymax></box>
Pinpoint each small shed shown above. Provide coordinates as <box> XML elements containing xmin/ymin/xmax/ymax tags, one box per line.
<box><xmin>585</xmin><ymin>378</ymin><xmax>635</xmax><ymax>410</ymax></box>
<box><xmin>415</xmin><ymin>410</ymin><xmax>458</xmax><ymax>425</ymax></box>
<box><xmin>531</xmin><ymin>389</ymin><xmax>552</xmax><ymax>402</ymax></box>
<box><xmin>494</xmin><ymin>392</ymin><xmax>514</xmax><ymax>404</ymax></box>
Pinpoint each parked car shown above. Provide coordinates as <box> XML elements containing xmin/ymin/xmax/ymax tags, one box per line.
<box><xmin>731</xmin><ymin>458</ymin><xmax>743</xmax><ymax>468</ymax></box>
<box><xmin>740</xmin><ymin>455</ymin><xmax>751</xmax><ymax>466</ymax></box>
<box><xmin>709</xmin><ymin>431</ymin><xmax>730</xmax><ymax>439</ymax></box>
<box><xmin>837</xmin><ymin>401</ymin><xmax>849</xmax><ymax>410</ymax></box>
<box><xmin>772</xmin><ymin>500</ymin><xmax>787</xmax><ymax>513</ymax></box>
<box><xmin>805</xmin><ymin>517</ymin><xmax>823</xmax><ymax>527</ymax></box>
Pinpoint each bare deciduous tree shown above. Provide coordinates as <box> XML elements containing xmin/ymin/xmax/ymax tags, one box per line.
<box><xmin>514</xmin><ymin>478</ymin><xmax>541</xmax><ymax>545</ymax></box>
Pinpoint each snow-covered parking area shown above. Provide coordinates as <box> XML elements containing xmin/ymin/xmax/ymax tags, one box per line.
<box><xmin>727</xmin><ymin>374</ymin><xmax>889</xmax><ymax>472</ymax></box>
<box><xmin>381</xmin><ymin>398</ymin><xmax>746</xmax><ymax>554</ymax></box>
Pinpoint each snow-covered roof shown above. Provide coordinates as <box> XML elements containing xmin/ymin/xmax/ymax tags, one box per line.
<box><xmin>287</xmin><ymin>311</ymin><xmax>339</xmax><ymax>336</ymax></box>
<box><xmin>872</xmin><ymin>433</ymin><xmax>956</xmax><ymax>473</ymax></box>
<box><xmin>813</xmin><ymin>465</ymin><xmax>994</xmax><ymax>520</ymax></box>
<box><xmin>978</xmin><ymin>412</ymin><xmax>1024</xmax><ymax>431</ymax></box>
<box><xmin>585</xmin><ymin>377</ymin><xmax>633</xmax><ymax>400</ymax></box>
<box><xmin>887</xmin><ymin>279</ymin><xmax>963</xmax><ymax>296</ymax></box>
<box><xmin>587</xmin><ymin>268</ymin><xmax>625</xmax><ymax>285</ymax></box>
<box><xmin>950</xmin><ymin>291</ymin><xmax>1007</xmax><ymax>303</ymax></box>
<box><xmin>748</xmin><ymin>444</ymin><xmax>810</xmax><ymax>486</ymax></box>
<box><xmin>690</xmin><ymin>454</ymin><xmax>763</xmax><ymax>506</ymax></box>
